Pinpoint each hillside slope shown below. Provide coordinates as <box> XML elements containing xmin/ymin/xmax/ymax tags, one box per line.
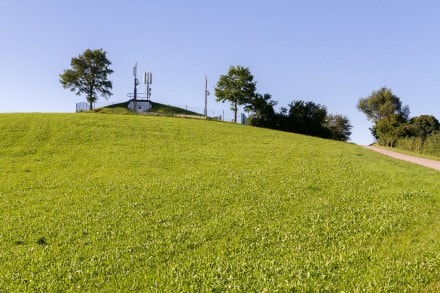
<box><xmin>1</xmin><ymin>113</ymin><xmax>440</xmax><ymax>291</ymax></box>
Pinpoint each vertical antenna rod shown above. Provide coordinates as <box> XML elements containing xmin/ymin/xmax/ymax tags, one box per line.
<box><xmin>204</xmin><ymin>75</ymin><xmax>210</xmax><ymax>117</ymax></box>
<box><xmin>133</xmin><ymin>62</ymin><xmax>138</xmax><ymax>102</ymax></box>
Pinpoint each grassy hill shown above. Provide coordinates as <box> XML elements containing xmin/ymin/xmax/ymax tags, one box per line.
<box><xmin>1</xmin><ymin>113</ymin><xmax>440</xmax><ymax>291</ymax></box>
<box><xmin>92</xmin><ymin>101</ymin><xmax>203</xmax><ymax>116</ymax></box>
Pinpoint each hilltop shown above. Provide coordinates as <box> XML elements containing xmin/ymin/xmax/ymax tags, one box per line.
<box><xmin>91</xmin><ymin>100</ymin><xmax>205</xmax><ymax>117</ymax></box>
<box><xmin>1</xmin><ymin>113</ymin><xmax>440</xmax><ymax>291</ymax></box>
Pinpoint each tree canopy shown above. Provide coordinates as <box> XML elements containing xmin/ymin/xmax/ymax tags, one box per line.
<box><xmin>215</xmin><ymin>65</ymin><xmax>257</xmax><ymax>122</ymax></box>
<box><xmin>357</xmin><ymin>87</ymin><xmax>409</xmax><ymax>123</ymax></box>
<box><xmin>407</xmin><ymin>115</ymin><xmax>440</xmax><ymax>143</ymax></box>
<box><xmin>325</xmin><ymin>114</ymin><xmax>352</xmax><ymax>142</ymax></box>
<box><xmin>246</xmin><ymin>93</ymin><xmax>277</xmax><ymax>128</ymax></box>
<box><xmin>357</xmin><ymin>87</ymin><xmax>409</xmax><ymax>146</ymax></box>
<box><xmin>214</xmin><ymin>65</ymin><xmax>352</xmax><ymax>142</ymax></box>
<box><xmin>60</xmin><ymin>49</ymin><xmax>113</xmax><ymax>110</ymax></box>
<box><xmin>285</xmin><ymin>100</ymin><xmax>329</xmax><ymax>136</ymax></box>
<box><xmin>247</xmin><ymin>98</ymin><xmax>352</xmax><ymax>142</ymax></box>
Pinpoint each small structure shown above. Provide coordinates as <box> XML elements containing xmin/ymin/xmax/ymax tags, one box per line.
<box><xmin>128</xmin><ymin>99</ymin><xmax>151</xmax><ymax>113</ymax></box>
<box><xmin>76</xmin><ymin>102</ymin><xmax>89</xmax><ymax>112</ymax></box>
<box><xmin>240</xmin><ymin>113</ymin><xmax>248</xmax><ymax>125</ymax></box>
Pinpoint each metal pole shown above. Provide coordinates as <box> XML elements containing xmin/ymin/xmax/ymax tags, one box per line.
<box><xmin>133</xmin><ymin>63</ymin><xmax>138</xmax><ymax>101</ymax></box>
<box><xmin>133</xmin><ymin>63</ymin><xmax>138</xmax><ymax>111</ymax></box>
<box><xmin>204</xmin><ymin>75</ymin><xmax>210</xmax><ymax>117</ymax></box>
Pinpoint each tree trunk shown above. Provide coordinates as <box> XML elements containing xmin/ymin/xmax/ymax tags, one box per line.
<box><xmin>87</xmin><ymin>94</ymin><xmax>93</xmax><ymax>111</ymax></box>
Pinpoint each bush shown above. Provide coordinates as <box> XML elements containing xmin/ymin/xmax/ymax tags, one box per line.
<box><xmin>396</xmin><ymin>132</ymin><xmax>440</xmax><ymax>158</ymax></box>
<box><xmin>423</xmin><ymin>132</ymin><xmax>440</xmax><ymax>157</ymax></box>
<box><xmin>396</xmin><ymin>137</ymin><xmax>423</xmax><ymax>153</ymax></box>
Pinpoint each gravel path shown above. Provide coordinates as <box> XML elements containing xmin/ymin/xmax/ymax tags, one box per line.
<box><xmin>363</xmin><ymin>145</ymin><xmax>440</xmax><ymax>171</ymax></box>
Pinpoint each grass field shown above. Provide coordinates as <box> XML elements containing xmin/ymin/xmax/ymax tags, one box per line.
<box><xmin>1</xmin><ymin>113</ymin><xmax>440</xmax><ymax>291</ymax></box>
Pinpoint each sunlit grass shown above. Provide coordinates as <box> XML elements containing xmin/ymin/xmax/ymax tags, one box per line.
<box><xmin>1</xmin><ymin>113</ymin><xmax>440</xmax><ymax>291</ymax></box>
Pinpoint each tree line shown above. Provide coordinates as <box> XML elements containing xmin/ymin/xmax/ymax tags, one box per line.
<box><xmin>59</xmin><ymin>49</ymin><xmax>440</xmax><ymax>152</ymax></box>
<box><xmin>60</xmin><ymin>53</ymin><xmax>353</xmax><ymax>142</ymax></box>
<box><xmin>357</xmin><ymin>87</ymin><xmax>440</xmax><ymax>153</ymax></box>
<box><xmin>215</xmin><ymin>65</ymin><xmax>352</xmax><ymax>142</ymax></box>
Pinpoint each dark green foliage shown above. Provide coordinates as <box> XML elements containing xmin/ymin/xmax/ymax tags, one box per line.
<box><xmin>325</xmin><ymin>114</ymin><xmax>352</xmax><ymax>142</ymax></box>
<box><xmin>284</xmin><ymin>100</ymin><xmax>329</xmax><ymax>137</ymax></box>
<box><xmin>248</xmin><ymin>99</ymin><xmax>352</xmax><ymax>142</ymax></box>
<box><xmin>395</xmin><ymin>115</ymin><xmax>440</xmax><ymax>153</ymax></box>
<box><xmin>215</xmin><ymin>66</ymin><xmax>351</xmax><ymax>142</ymax></box>
<box><xmin>406</xmin><ymin>115</ymin><xmax>440</xmax><ymax>143</ymax></box>
<box><xmin>247</xmin><ymin>93</ymin><xmax>277</xmax><ymax>128</ymax></box>
<box><xmin>60</xmin><ymin>49</ymin><xmax>113</xmax><ymax>110</ymax></box>
<box><xmin>215</xmin><ymin>65</ymin><xmax>257</xmax><ymax>122</ymax></box>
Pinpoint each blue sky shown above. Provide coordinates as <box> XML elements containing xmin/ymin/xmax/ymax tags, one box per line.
<box><xmin>1</xmin><ymin>0</ymin><xmax>439</xmax><ymax>144</ymax></box>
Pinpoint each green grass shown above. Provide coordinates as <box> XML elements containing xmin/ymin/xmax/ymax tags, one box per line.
<box><xmin>91</xmin><ymin>101</ymin><xmax>134</xmax><ymax>115</ymax></box>
<box><xmin>149</xmin><ymin>101</ymin><xmax>202</xmax><ymax>116</ymax></box>
<box><xmin>1</xmin><ymin>113</ymin><xmax>440</xmax><ymax>291</ymax></box>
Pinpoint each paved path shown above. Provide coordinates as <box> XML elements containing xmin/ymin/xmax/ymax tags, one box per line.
<box><xmin>363</xmin><ymin>145</ymin><xmax>440</xmax><ymax>171</ymax></box>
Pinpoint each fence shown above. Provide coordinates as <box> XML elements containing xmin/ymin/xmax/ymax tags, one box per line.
<box><xmin>75</xmin><ymin>102</ymin><xmax>89</xmax><ymax>112</ymax></box>
<box><xmin>76</xmin><ymin>101</ymin><xmax>248</xmax><ymax>124</ymax></box>
<box><xmin>175</xmin><ymin>104</ymin><xmax>248</xmax><ymax>124</ymax></box>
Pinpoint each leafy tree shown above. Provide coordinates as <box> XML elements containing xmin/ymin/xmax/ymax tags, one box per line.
<box><xmin>246</xmin><ymin>93</ymin><xmax>277</xmax><ymax>128</ymax></box>
<box><xmin>215</xmin><ymin>65</ymin><xmax>257</xmax><ymax>122</ymax></box>
<box><xmin>407</xmin><ymin>115</ymin><xmax>440</xmax><ymax>143</ymax></box>
<box><xmin>325</xmin><ymin>114</ymin><xmax>352</xmax><ymax>142</ymax></box>
<box><xmin>60</xmin><ymin>49</ymin><xmax>113</xmax><ymax>110</ymax></box>
<box><xmin>357</xmin><ymin>87</ymin><xmax>409</xmax><ymax>123</ymax></box>
<box><xmin>286</xmin><ymin>100</ymin><xmax>328</xmax><ymax>136</ymax></box>
<box><xmin>244</xmin><ymin>95</ymin><xmax>352</xmax><ymax>141</ymax></box>
<box><xmin>357</xmin><ymin>87</ymin><xmax>409</xmax><ymax>145</ymax></box>
<box><xmin>374</xmin><ymin>115</ymin><xmax>407</xmax><ymax>147</ymax></box>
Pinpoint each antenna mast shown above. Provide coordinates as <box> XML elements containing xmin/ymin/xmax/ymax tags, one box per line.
<box><xmin>204</xmin><ymin>75</ymin><xmax>210</xmax><ymax>117</ymax></box>
<box><xmin>133</xmin><ymin>62</ymin><xmax>139</xmax><ymax>111</ymax></box>
<box><xmin>144</xmin><ymin>72</ymin><xmax>152</xmax><ymax>101</ymax></box>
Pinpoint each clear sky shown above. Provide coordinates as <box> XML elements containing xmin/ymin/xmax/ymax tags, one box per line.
<box><xmin>1</xmin><ymin>0</ymin><xmax>439</xmax><ymax>144</ymax></box>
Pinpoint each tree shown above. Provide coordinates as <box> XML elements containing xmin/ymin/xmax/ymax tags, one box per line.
<box><xmin>407</xmin><ymin>115</ymin><xmax>440</xmax><ymax>143</ymax></box>
<box><xmin>246</xmin><ymin>93</ymin><xmax>277</xmax><ymax>128</ymax></box>
<box><xmin>60</xmin><ymin>49</ymin><xmax>113</xmax><ymax>110</ymax></box>
<box><xmin>373</xmin><ymin>115</ymin><xmax>407</xmax><ymax>147</ymax></box>
<box><xmin>215</xmin><ymin>65</ymin><xmax>257</xmax><ymax>122</ymax></box>
<box><xmin>325</xmin><ymin>114</ymin><xmax>352</xmax><ymax>142</ymax></box>
<box><xmin>286</xmin><ymin>100</ymin><xmax>328</xmax><ymax>136</ymax></box>
<box><xmin>357</xmin><ymin>87</ymin><xmax>409</xmax><ymax>145</ymax></box>
<box><xmin>357</xmin><ymin>87</ymin><xmax>409</xmax><ymax>123</ymax></box>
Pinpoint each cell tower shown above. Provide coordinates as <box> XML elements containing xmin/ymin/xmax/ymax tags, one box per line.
<box><xmin>127</xmin><ymin>63</ymin><xmax>153</xmax><ymax>113</ymax></box>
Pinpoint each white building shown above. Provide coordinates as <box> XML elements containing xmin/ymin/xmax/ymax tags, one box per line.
<box><xmin>127</xmin><ymin>100</ymin><xmax>152</xmax><ymax>113</ymax></box>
